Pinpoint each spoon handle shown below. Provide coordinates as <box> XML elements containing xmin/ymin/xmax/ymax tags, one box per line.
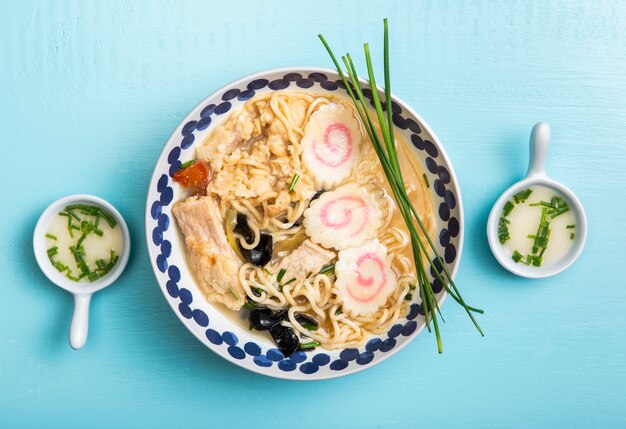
<box><xmin>69</xmin><ymin>293</ymin><xmax>92</xmax><ymax>350</ymax></box>
<box><xmin>527</xmin><ymin>122</ymin><xmax>551</xmax><ymax>177</ymax></box>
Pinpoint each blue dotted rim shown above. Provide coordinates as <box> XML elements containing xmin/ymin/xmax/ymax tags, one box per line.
<box><xmin>146</xmin><ymin>67</ymin><xmax>463</xmax><ymax>379</ymax></box>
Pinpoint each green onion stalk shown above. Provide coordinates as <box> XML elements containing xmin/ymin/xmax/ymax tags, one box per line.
<box><xmin>319</xmin><ymin>19</ymin><xmax>483</xmax><ymax>352</ymax></box>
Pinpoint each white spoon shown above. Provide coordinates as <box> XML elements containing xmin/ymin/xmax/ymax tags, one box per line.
<box><xmin>33</xmin><ymin>195</ymin><xmax>130</xmax><ymax>349</ymax></box>
<box><xmin>487</xmin><ymin>123</ymin><xmax>587</xmax><ymax>278</ymax></box>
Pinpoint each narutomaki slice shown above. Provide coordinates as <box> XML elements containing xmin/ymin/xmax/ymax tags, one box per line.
<box><xmin>303</xmin><ymin>183</ymin><xmax>382</xmax><ymax>251</ymax></box>
<box><xmin>335</xmin><ymin>240</ymin><xmax>397</xmax><ymax>316</ymax></box>
<box><xmin>301</xmin><ymin>103</ymin><xmax>363</xmax><ymax>190</ymax></box>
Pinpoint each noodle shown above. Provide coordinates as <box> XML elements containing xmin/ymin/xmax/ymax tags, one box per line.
<box><xmin>192</xmin><ymin>90</ymin><xmax>435</xmax><ymax>350</ymax></box>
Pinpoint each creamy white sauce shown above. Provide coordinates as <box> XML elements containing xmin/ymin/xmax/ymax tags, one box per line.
<box><xmin>45</xmin><ymin>209</ymin><xmax>123</xmax><ymax>281</ymax></box>
<box><xmin>502</xmin><ymin>185</ymin><xmax>576</xmax><ymax>267</ymax></box>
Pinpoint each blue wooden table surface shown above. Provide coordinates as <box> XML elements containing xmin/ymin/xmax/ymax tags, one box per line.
<box><xmin>2</xmin><ymin>1</ymin><xmax>625</xmax><ymax>427</ymax></box>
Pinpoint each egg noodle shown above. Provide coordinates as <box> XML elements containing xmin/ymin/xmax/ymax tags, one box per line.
<box><xmin>199</xmin><ymin>91</ymin><xmax>434</xmax><ymax>349</ymax></box>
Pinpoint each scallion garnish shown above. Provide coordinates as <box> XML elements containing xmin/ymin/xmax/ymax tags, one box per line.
<box><xmin>288</xmin><ymin>173</ymin><xmax>299</xmax><ymax>191</ymax></box>
<box><xmin>47</xmin><ymin>247</ymin><xmax>58</xmax><ymax>257</ymax></box>
<box><xmin>513</xmin><ymin>188</ymin><xmax>533</xmax><ymax>204</ymax></box>
<box><xmin>180</xmin><ymin>159</ymin><xmax>196</xmax><ymax>170</ymax></box>
<box><xmin>570</xmin><ymin>232</ymin><xmax>575</xmax><ymax>240</ymax></box>
<box><xmin>318</xmin><ymin>263</ymin><xmax>335</xmax><ymax>276</ymax></box>
<box><xmin>405</xmin><ymin>293</ymin><xmax>413</xmax><ymax>301</ymax></box>
<box><xmin>512</xmin><ymin>250</ymin><xmax>523</xmax><ymax>263</ymax></box>
<box><xmin>45</xmin><ymin>233</ymin><xmax>57</xmax><ymax>240</ymax></box>
<box><xmin>283</xmin><ymin>277</ymin><xmax>296</xmax><ymax>286</ymax></box>
<box><xmin>422</xmin><ymin>173</ymin><xmax>430</xmax><ymax>188</ymax></box>
<box><xmin>228</xmin><ymin>287</ymin><xmax>239</xmax><ymax>300</ymax></box>
<box><xmin>263</xmin><ymin>268</ymin><xmax>272</xmax><ymax>276</ymax></box>
<box><xmin>299</xmin><ymin>341</ymin><xmax>321</xmax><ymax>350</ymax></box>
<box><xmin>301</xmin><ymin>322</ymin><xmax>319</xmax><ymax>331</ymax></box>
<box><xmin>566</xmin><ymin>224</ymin><xmax>575</xmax><ymax>229</ymax></box>
<box><xmin>320</xmin><ymin>19</ymin><xmax>483</xmax><ymax>352</ymax></box>
<box><xmin>498</xmin><ymin>216</ymin><xmax>511</xmax><ymax>244</ymax></box>
<box><xmin>277</xmin><ymin>268</ymin><xmax>287</xmax><ymax>282</ymax></box>
<box><xmin>243</xmin><ymin>300</ymin><xmax>257</xmax><ymax>311</ymax></box>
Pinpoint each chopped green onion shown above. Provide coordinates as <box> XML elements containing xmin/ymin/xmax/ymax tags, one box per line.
<box><xmin>318</xmin><ymin>263</ymin><xmax>335</xmax><ymax>275</ymax></box>
<box><xmin>409</xmin><ymin>284</ymin><xmax>416</xmax><ymax>290</ymax></box>
<box><xmin>503</xmin><ymin>201</ymin><xmax>515</xmax><ymax>217</ymax></box>
<box><xmin>301</xmin><ymin>322</ymin><xmax>319</xmax><ymax>331</ymax></box>
<box><xmin>566</xmin><ymin>224</ymin><xmax>575</xmax><ymax>229</ymax></box>
<box><xmin>405</xmin><ymin>293</ymin><xmax>413</xmax><ymax>301</ymax></box>
<box><xmin>288</xmin><ymin>173</ymin><xmax>299</xmax><ymax>191</ymax></box>
<box><xmin>422</xmin><ymin>173</ymin><xmax>430</xmax><ymax>188</ymax></box>
<box><xmin>335</xmin><ymin>306</ymin><xmax>342</xmax><ymax>315</ymax></box>
<box><xmin>243</xmin><ymin>300</ymin><xmax>257</xmax><ymax>311</ymax></box>
<box><xmin>299</xmin><ymin>341</ymin><xmax>321</xmax><ymax>350</ymax></box>
<box><xmin>227</xmin><ymin>287</ymin><xmax>239</xmax><ymax>300</ymax></box>
<box><xmin>512</xmin><ymin>250</ymin><xmax>523</xmax><ymax>263</ymax></box>
<box><xmin>498</xmin><ymin>217</ymin><xmax>511</xmax><ymax>244</ymax></box>
<box><xmin>513</xmin><ymin>188</ymin><xmax>533</xmax><ymax>204</ymax></box>
<box><xmin>276</xmin><ymin>268</ymin><xmax>287</xmax><ymax>282</ymax></box>
<box><xmin>180</xmin><ymin>159</ymin><xmax>196</xmax><ymax>170</ymax></box>
<box><xmin>47</xmin><ymin>247</ymin><xmax>58</xmax><ymax>257</ymax></box>
<box><xmin>570</xmin><ymin>232</ymin><xmax>575</xmax><ymax>240</ymax></box>
<box><xmin>263</xmin><ymin>267</ymin><xmax>272</xmax><ymax>276</ymax></box>
<box><xmin>283</xmin><ymin>277</ymin><xmax>296</xmax><ymax>286</ymax></box>
<box><xmin>45</xmin><ymin>233</ymin><xmax>57</xmax><ymax>240</ymax></box>
<box><xmin>305</xmin><ymin>272</ymin><xmax>312</xmax><ymax>279</ymax></box>
<box><xmin>252</xmin><ymin>287</ymin><xmax>264</xmax><ymax>296</ymax></box>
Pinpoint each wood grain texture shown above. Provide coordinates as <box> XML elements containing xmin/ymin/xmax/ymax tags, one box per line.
<box><xmin>1</xmin><ymin>1</ymin><xmax>625</xmax><ymax>427</ymax></box>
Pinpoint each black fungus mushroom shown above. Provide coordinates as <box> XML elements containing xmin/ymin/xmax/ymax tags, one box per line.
<box><xmin>248</xmin><ymin>308</ymin><xmax>287</xmax><ymax>331</ymax></box>
<box><xmin>234</xmin><ymin>213</ymin><xmax>273</xmax><ymax>267</ymax></box>
<box><xmin>269</xmin><ymin>324</ymin><xmax>300</xmax><ymax>357</ymax></box>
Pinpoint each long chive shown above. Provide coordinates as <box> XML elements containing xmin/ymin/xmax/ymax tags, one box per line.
<box><xmin>288</xmin><ymin>173</ymin><xmax>299</xmax><ymax>191</ymax></box>
<box><xmin>277</xmin><ymin>268</ymin><xmax>287</xmax><ymax>282</ymax></box>
<box><xmin>320</xmin><ymin>20</ymin><xmax>483</xmax><ymax>352</ymax></box>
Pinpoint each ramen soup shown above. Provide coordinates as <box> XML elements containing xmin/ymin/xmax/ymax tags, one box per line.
<box><xmin>172</xmin><ymin>91</ymin><xmax>435</xmax><ymax>356</ymax></box>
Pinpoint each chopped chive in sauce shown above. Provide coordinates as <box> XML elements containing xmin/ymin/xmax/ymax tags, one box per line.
<box><xmin>498</xmin><ymin>216</ymin><xmax>511</xmax><ymax>244</ymax></box>
<box><xmin>276</xmin><ymin>268</ymin><xmax>287</xmax><ymax>282</ymax></box>
<box><xmin>566</xmin><ymin>224</ymin><xmax>575</xmax><ymax>229</ymax></box>
<box><xmin>422</xmin><ymin>173</ymin><xmax>430</xmax><ymax>188</ymax></box>
<box><xmin>288</xmin><ymin>173</ymin><xmax>299</xmax><ymax>191</ymax></box>
<box><xmin>283</xmin><ymin>277</ymin><xmax>296</xmax><ymax>286</ymax></box>
<box><xmin>409</xmin><ymin>284</ymin><xmax>416</xmax><ymax>290</ymax></box>
<box><xmin>570</xmin><ymin>232</ymin><xmax>575</xmax><ymax>240</ymax></box>
<box><xmin>45</xmin><ymin>233</ymin><xmax>57</xmax><ymax>240</ymax></box>
<box><xmin>262</xmin><ymin>267</ymin><xmax>271</xmax><ymax>276</ymax></box>
<box><xmin>513</xmin><ymin>188</ymin><xmax>533</xmax><ymax>204</ymax></box>
<box><xmin>305</xmin><ymin>272</ymin><xmax>312</xmax><ymax>279</ymax></box>
<box><xmin>47</xmin><ymin>247</ymin><xmax>58</xmax><ymax>257</ymax></box>
<box><xmin>512</xmin><ymin>250</ymin><xmax>523</xmax><ymax>263</ymax></box>
<box><xmin>502</xmin><ymin>201</ymin><xmax>515</xmax><ymax>217</ymax></box>
<box><xmin>405</xmin><ymin>293</ymin><xmax>413</xmax><ymax>301</ymax></box>
<box><xmin>335</xmin><ymin>306</ymin><xmax>342</xmax><ymax>315</ymax></box>
<box><xmin>299</xmin><ymin>341</ymin><xmax>321</xmax><ymax>350</ymax></box>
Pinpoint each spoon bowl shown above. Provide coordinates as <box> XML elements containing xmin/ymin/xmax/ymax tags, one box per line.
<box><xmin>487</xmin><ymin>123</ymin><xmax>587</xmax><ymax>278</ymax></box>
<box><xmin>33</xmin><ymin>194</ymin><xmax>130</xmax><ymax>349</ymax></box>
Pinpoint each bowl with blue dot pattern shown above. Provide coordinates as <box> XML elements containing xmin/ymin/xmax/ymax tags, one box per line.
<box><xmin>145</xmin><ymin>67</ymin><xmax>464</xmax><ymax>380</ymax></box>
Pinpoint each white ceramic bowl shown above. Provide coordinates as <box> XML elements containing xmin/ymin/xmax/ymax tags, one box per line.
<box><xmin>33</xmin><ymin>194</ymin><xmax>131</xmax><ymax>349</ymax></box>
<box><xmin>145</xmin><ymin>67</ymin><xmax>465</xmax><ymax>379</ymax></box>
<box><xmin>487</xmin><ymin>123</ymin><xmax>587</xmax><ymax>278</ymax></box>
